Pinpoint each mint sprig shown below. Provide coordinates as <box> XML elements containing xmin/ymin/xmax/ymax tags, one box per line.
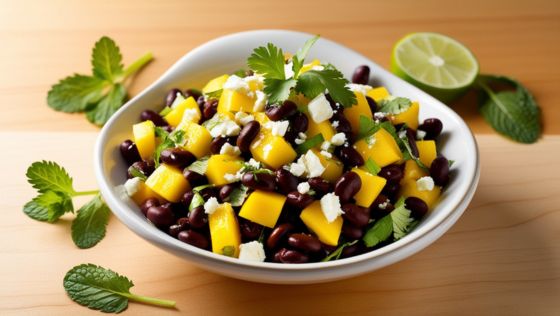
<box><xmin>71</xmin><ymin>195</ymin><xmax>110</xmax><ymax>249</ymax></box>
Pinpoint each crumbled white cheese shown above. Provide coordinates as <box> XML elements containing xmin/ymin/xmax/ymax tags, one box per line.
<box><xmin>398</xmin><ymin>130</ymin><xmax>407</xmax><ymax>139</ymax></box>
<box><xmin>234</xmin><ymin>112</ymin><xmax>254</xmax><ymax>126</ymax></box>
<box><xmin>124</xmin><ymin>177</ymin><xmax>142</xmax><ymax>197</ymax></box>
<box><xmin>346</xmin><ymin>83</ymin><xmax>372</xmax><ymax>96</ymax></box>
<box><xmin>170</xmin><ymin>92</ymin><xmax>186</xmax><ymax>109</ymax></box>
<box><xmin>253</xmin><ymin>90</ymin><xmax>267</xmax><ymax>112</ymax></box>
<box><xmin>180</xmin><ymin>108</ymin><xmax>200</xmax><ymax>124</ymax></box>
<box><xmin>365</xmin><ymin>135</ymin><xmax>377</xmax><ymax>146</ymax></box>
<box><xmin>284</xmin><ymin>62</ymin><xmax>295</xmax><ymax>79</ymax></box>
<box><xmin>416</xmin><ymin>130</ymin><xmax>427</xmax><ymax>140</ymax></box>
<box><xmin>303</xmin><ymin>150</ymin><xmax>325</xmax><ymax>177</ymax></box>
<box><xmin>378</xmin><ymin>201</ymin><xmax>389</xmax><ymax>210</ymax></box>
<box><xmin>264</xmin><ymin>120</ymin><xmax>290</xmax><ymax>137</ymax></box>
<box><xmin>294</xmin><ymin>132</ymin><xmax>307</xmax><ymax>145</ymax></box>
<box><xmin>288</xmin><ymin>160</ymin><xmax>306</xmax><ymax>177</ymax></box>
<box><xmin>204</xmin><ymin>197</ymin><xmax>220</xmax><ymax>215</ymax></box>
<box><xmin>307</xmin><ymin>93</ymin><xmax>333</xmax><ymax>123</ymax></box>
<box><xmin>373</xmin><ymin>112</ymin><xmax>386</xmax><ymax>120</ymax></box>
<box><xmin>263</xmin><ymin>144</ymin><xmax>273</xmax><ymax>157</ymax></box>
<box><xmin>209</xmin><ymin>119</ymin><xmax>240</xmax><ymax>137</ymax></box>
<box><xmin>311</xmin><ymin>65</ymin><xmax>325</xmax><ymax>71</ymax></box>
<box><xmin>416</xmin><ymin>176</ymin><xmax>435</xmax><ymax>191</ymax></box>
<box><xmin>320</xmin><ymin>141</ymin><xmax>331</xmax><ymax>151</ymax></box>
<box><xmin>331</xmin><ymin>120</ymin><xmax>339</xmax><ymax>128</ymax></box>
<box><xmin>238</xmin><ymin>241</ymin><xmax>266</xmax><ymax>262</ymax></box>
<box><xmin>220</xmin><ymin>143</ymin><xmax>241</xmax><ymax>156</ymax></box>
<box><xmin>247</xmin><ymin>158</ymin><xmax>261</xmax><ymax>169</ymax></box>
<box><xmin>330</xmin><ymin>133</ymin><xmax>347</xmax><ymax>146</ymax></box>
<box><xmin>224</xmin><ymin>172</ymin><xmax>242</xmax><ymax>183</ymax></box>
<box><xmin>320</xmin><ymin>150</ymin><xmax>332</xmax><ymax>158</ymax></box>
<box><xmin>223</xmin><ymin>75</ymin><xmax>251</xmax><ymax>95</ymax></box>
<box><xmin>320</xmin><ymin>193</ymin><xmax>344</xmax><ymax>223</ymax></box>
<box><xmin>297</xmin><ymin>182</ymin><xmax>311</xmax><ymax>194</ymax></box>
<box><xmin>243</xmin><ymin>74</ymin><xmax>264</xmax><ymax>87</ymax></box>
<box><xmin>251</xmin><ymin>133</ymin><xmax>265</xmax><ymax>149</ymax></box>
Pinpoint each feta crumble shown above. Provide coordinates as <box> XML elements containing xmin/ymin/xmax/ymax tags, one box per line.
<box><xmin>253</xmin><ymin>90</ymin><xmax>267</xmax><ymax>112</ymax></box>
<box><xmin>320</xmin><ymin>150</ymin><xmax>332</xmax><ymax>158</ymax></box>
<box><xmin>234</xmin><ymin>111</ymin><xmax>254</xmax><ymax>126</ymax></box>
<box><xmin>373</xmin><ymin>112</ymin><xmax>386</xmax><ymax>120</ymax></box>
<box><xmin>181</xmin><ymin>108</ymin><xmax>200</xmax><ymax>123</ymax></box>
<box><xmin>416</xmin><ymin>130</ymin><xmax>427</xmax><ymax>140</ymax></box>
<box><xmin>303</xmin><ymin>150</ymin><xmax>325</xmax><ymax>177</ymax></box>
<box><xmin>331</xmin><ymin>120</ymin><xmax>339</xmax><ymax>128</ymax></box>
<box><xmin>288</xmin><ymin>160</ymin><xmax>306</xmax><ymax>177</ymax></box>
<box><xmin>294</xmin><ymin>132</ymin><xmax>307</xmax><ymax>145</ymax></box>
<box><xmin>170</xmin><ymin>92</ymin><xmax>186</xmax><ymax>109</ymax></box>
<box><xmin>320</xmin><ymin>193</ymin><xmax>344</xmax><ymax>223</ymax></box>
<box><xmin>124</xmin><ymin>177</ymin><xmax>142</xmax><ymax>197</ymax></box>
<box><xmin>297</xmin><ymin>182</ymin><xmax>311</xmax><ymax>194</ymax></box>
<box><xmin>416</xmin><ymin>176</ymin><xmax>435</xmax><ymax>191</ymax></box>
<box><xmin>224</xmin><ymin>172</ymin><xmax>242</xmax><ymax>183</ymax></box>
<box><xmin>204</xmin><ymin>197</ymin><xmax>220</xmax><ymax>215</ymax></box>
<box><xmin>378</xmin><ymin>200</ymin><xmax>389</xmax><ymax>210</ymax></box>
<box><xmin>264</xmin><ymin>120</ymin><xmax>290</xmax><ymax>137</ymax></box>
<box><xmin>307</xmin><ymin>93</ymin><xmax>333</xmax><ymax>123</ymax></box>
<box><xmin>238</xmin><ymin>241</ymin><xmax>266</xmax><ymax>262</ymax></box>
<box><xmin>220</xmin><ymin>143</ymin><xmax>241</xmax><ymax>156</ymax></box>
<box><xmin>346</xmin><ymin>83</ymin><xmax>372</xmax><ymax>96</ymax></box>
<box><xmin>284</xmin><ymin>62</ymin><xmax>295</xmax><ymax>79</ymax></box>
<box><xmin>320</xmin><ymin>141</ymin><xmax>331</xmax><ymax>151</ymax></box>
<box><xmin>209</xmin><ymin>119</ymin><xmax>240</xmax><ymax>137</ymax></box>
<box><xmin>247</xmin><ymin>158</ymin><xmax>261</xmax><ymax>169</ymax></box>
<box><xmin>330</xmin><ymin>133</ymin><xmax>346</xmax><ymax>146</ymax></box>
<box><xmin>223</xmin><ymin>75</ymin><xmax>251</xmax><ymax>95</ymax></box>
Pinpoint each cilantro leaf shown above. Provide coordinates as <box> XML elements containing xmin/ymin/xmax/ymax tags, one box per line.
<box><xmin>247</xmin><ymin>43</ymin><xmax>286</xmax><ymax>80</ymax></box>
<box><xmin>71</xmin><ymin>194</ymin><xmax>110</xmax><ymax>249</ymax></box>
<box><xmin>189</xmin><ymin>192</ymin><xmax>205</xmax><ymax>211</ymax></box>
<box><xmin>391</xmin><ymin>198</ymin><xmax>413</xmax><ymax>240</ymax></box>
<box><xmin>363</xmin><ymin>215</ymin><xmax>393</xmax><ymax>247</ymax></box>
<box><xmin>321</xmin><ymin>240</ymin><xmax>358</xmax><ymax>262</ymax></box>
<box><xmin>86</xmin><ymin>83</ymin><xmax>127</xmax><ymax>125</ymax></box>
<box><xmin>23</xmin><ymin>191</ymin><xmax>73</xmax><ymax>222</ymax></box>
<box><xmin>153</xmin><ymin>128</ymin><xmax>185</xmax><ymax>168</ymax></box>
<box><xmin>363</xmin><ymin>197</ymin><xmax>414</xmax><ymax>246</ymax></box>
<box><xmin>26</xmin><ymin>161</ymin><xmax>75</xmax><ymax>195</ymax></box>
<box><xmin>378</xmin><ymin>97</ymin><xmax>412</xmax><ymax>114</ymax></box>
<box><xmin>187</xmin><ymin>156</ymin><xmax>209</xmax><ymax>175</ymax></box>
<box><xmin>228</xmin><ymin>185</ymin><xmax>249</xmax><ymax>207</ymax></box>
<box><xmin>296</xmin><ymin>67</ymin><xmax>356</xmax><ymax>106</ymax></box>
<box><xmin>296</xmin><ymin>133</ymin><xmax>324</xmax><ymax>155</ymax></box>
<box><xmin>357</xmin><ymin>115</ymin><xmax>396</xmax><ymax>140</ymax></box>
<box><xmin>264</xmin><ymin>78</ymin><xmax>296</xmax><ymax>103</ymax></box>
<box><xmin>292</xmin><ymin>35</ymin><xmax>320</xmax><ymax>77</ymax></box>
<box><xmin>91</xmin><ymin>36</ymin><xmax>123</xmax><ymax>81</ymax></box>
<box><xmin>47</xmin><ymin>74</ymin><xmax>106</xmax><ymax>113</ymax></box>
<box><xmin>63</xmin><ymin>263</ymin><xmax>175</xmax><ymax>313</ymax></box>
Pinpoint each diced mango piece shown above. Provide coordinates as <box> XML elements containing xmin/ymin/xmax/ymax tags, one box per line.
<box><xmin>416</xmin><ymin>140</ymin><xmax>437</xmax><ymax>167</ymax></box>
<box><xmin>164</xmin><ymin>96</ymin><xmax>201</xmax><ymax>127</ymax></box>
<box><xmin>202</xmin><ymin>74</ymin><xmax>229</xmax><ymax>94</ymax></box>
<box><xmin>239</xmin><ymin>190</ymin><xmax>286</xmax><ymax>228</ymax></box>
<box><xmin>209</xmin><ymin>203</ymin><xmax>241</xmax><ymax>257</ymax></box>
<box><xmin>399</xmin><ymin>180</ymin><xmax>441</xmax><ymax>209</ymax></box>
<box><xmin>145</xmin><ymin>164</ymin><xmax>190</xmax><ymax>202</ymax></box>
<box><xmin>300</xmin><ymin>201</ymin><xmax>343</xmax><ymax>246</ymax></box>
<box><xmin>354</xmin><ymin>128</ymin><xmax>403</xmax><ymax>167</ymax></box>
<box><xmin>250</xmin><ymin>133</ymin><xmax>296</xmax><ymax>169</ymax></box>
<box><xmin>351</xmin><ymin>168</ymin><xmax>387</xmax><ymax>208</ymax></box>
<box><xmin>299</xmin><ymin>59</ymin><xmax>321</xmax><ymax>74</ymax></box>
<box><xmin>218</xmin><ymin>89</ymin><xmax>255</xmax><ymax>114</ymax></box>
<box><xmin>344</xmin><ymin>92</ymin><xmax>373</xmax><ymax>134</ymax></box>
<box><xmin>291</xmin><ymin>93</ymin><xmax>311</xmax><ymax>107</ymax></box>
<box><xmin>246</xmin><ymin>77</ymin><xmax>264</xmax><ymax>92</ymax></box>
<box><xmin>306</xmin><ymin>112</ymin><xmax>336</xmax><ymax>142</ymax></box>
<box><xmin>392</xmin><ymin>102</ymin><xmax>419</xmax><ymax>130</ymax></box>
<box><xmin>402</xmin><ymin>160</ymin><xmax>428</xmax><ymax>183</ymax></box>
<box><xmin>128</xmin><ymin>179</ymin><xmax>162</xmax><ymax>205</ymax></box>
<box><xmin>367</xmin><ymin>87</ymin><xmax>390</xmax><ymax>103</ymax></box>
<box><xmin>252</xmin><ymin>112</ymin><xmax>270</xmax><ymax>126</ymax></box>
<box><xmin>312</xmin><ymin>149</ymin><xmax>343</xmax><ymax>183</ymax></box>
<box><xmin>206</xmin><ymin>154</ymin><xmax>243</xmax><ymax>186</ymax></box>
<box><xmin>175</xmin><ymin>122</ymin><xmax>212</xmax><ymax>158</ymax></box>
<box><xmin>133</xmin><ymin>120</ymin><xmax>155</xmax><ymax>160</ymax></box>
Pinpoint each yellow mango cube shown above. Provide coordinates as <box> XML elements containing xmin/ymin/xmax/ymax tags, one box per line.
<box><xmin>218</xmin><ymin>89</ymin><xmax>255</xmax><ymax>114</ymax></box>
<box><xmin>416</xmin><ymin>140</ymin><xmax>437</xmax><ymax>167</ymax></box>
<box><xmin>252</xmin><ymin>112</ymin><xmax>270</xmax><ymax>126</ymax></box>
<box><xmin>206</xmin><ymin>154</ymin><xmax>243</xmax><ymax>186</ymax></box>
<box><xmin>202</xmin><ymin>74</ymin><xmax>229</xmax><ymax>94</ymax></box>
<box><xmin>127</xmin><ymin>179</ymin><xmax>162</xmax><ymax>205</ymax></box>
<box><xmin>175</xmin><ymin>122</ymin><xmax>212</xmax><ymax>158</ymax></box>
<box><xmin>250</xmin><ymin>133</ymin><xmax>296</xmax><ymax>169</ymax></box>
<box><xmin>300</xmin><ymin>201</ymin><xmax>343</xmax><ymax>246</ymax></box>
<box><xmin>239</xmin><ymin>190</ymin><xmax>286</xmax><ymax>228</ymax></box>
<box><xmin>306</xmin><ymin>113</ymin><xmax>336</xmax><ymax>142</ymax></box>
<box><xmin>133</xmin><ymin>120</ymin><xmax>155</xmax><ymax>160</ymax></box>
<box><xmin>399</xmin><ymin>180</ymin><xmax>441</xmax><ymax>209</ymax></box>
<box><xmin>367</xmin><ymin>87</ymin><xmax>390</xmax><ymax>102</ymax></box>
<box><xmin>402</xmin><ymin>160</ymin><xmax>428</xmax><ymax>183</ymax></box>
<box><xmin>344</xmin><ymin>92</ymin><xmax>373</xmax><ymax>134</ymax></box>
<box><xmin>164</xmin><ymin>96</ymin><xmax>201</xmax><ymax>127</ymax></box>
<box><xmin>354</xmin><ymin>128</ymin><xmax>403</xmax><ymax>167</ymax></box>
<box><xmin>209</xmin><ymin>203</ymin><xmax>241</xmax><ymax>257</ymax></box>
<box><xmin>351</xmin><ymin>168</ymin><xmax>387</xmax><ymax>208</ymax></box>
<box><xmin>299</xmin><ymin>59</ymin><xmax>321</xmax><ymax>74</ymax></box>
<box><xmin>392</xmin><ymin>102</ymin><xmax>419</xmax><ymax>130</ymax></box>
<box><xmin>312</xmin><ymin>149</ymin><xmax>343</xmax><ymax>183</ymax></box>
<box><xmin>145</xmin><ymin>164</ymin><xmax>190</xmax><ymax>202</ymax></box>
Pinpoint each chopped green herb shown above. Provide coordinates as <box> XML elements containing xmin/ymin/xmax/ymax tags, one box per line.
<box><xmin>378</xmin><ymin>97</ymin><xmax>412</xmax><ymax>114</ymax></box>
<box><xmin>322</xmin><ymin>240</ymin><xmax>358</xmax><ymax>262</ymax></box>
<box><xmin>186</xmin><ymin>156</ymin><xmax>209</xmax><ymax>175</ymax></box>
<box><xmin>296</xmin><ymin>133</ymin><xmax>324</xmax><ymax>154</ymax></box>
<box><xmin>228</xmin><ymin>185</ymin><xmax>249</xmax><ymax>207</ymax></box>
<box><xmin>204</xmin><ymin>89</ymin><xmax>223</xmax><ymax>99</ymax></box>
<box><xmin>189</xmin><ymin>192</ymin><xmax>205</xmax><ymax>211</ymax></box>
<box><xmin>364</xmin><ymin>158</ymin><xmax>381</xmax><ymax>175</ymax></box>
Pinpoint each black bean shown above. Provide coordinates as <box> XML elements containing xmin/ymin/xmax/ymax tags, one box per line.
<box><xmin>169</xmin><ymin>217</ymin><xmax>189</xmax><ymax>237</ymax></box>
<box><xmin>290</xmin><ymin>112</ymin><xmax>309</xmax><ymax>134</ymax></box>
<box><xmin>308</xmin><ymin>177</ymin><xmax>332</xmax><ymax>194</ymax></box>
<box><xmin>286</xmin><ymin>191</ymin><xmax>314</xmax><ymax>209</ymax></box>
<box><xmin>184</xmin><ymin>89</ymin><xmax>202</xmax><ymax>100</ymax></box>
<box><xmin>140</xmin><ymin>110</ymin><xmax>168</xmax><ymax>127</ymax></box>
<box><xmin>342</xmin><ymin>223</ymin><xmax>364</xmax><ymax>239</ymax></box>
<box><xmin>160</xmin><ymin>148</ymin><xmax>195</xmax><ymax>168</ymax></box>
<box><xmin>267</xmin><ymin>223</ymin><xmax>294</xmax><ymax>249</ymax></box>
<box><xmin>265</xmin><ymin>100</ymin><xmax>298</xmax><ymax>121</ymax></box>
<box><xmin>337</xmin><ymin>146</ymin><xmax>364</xmax><ymax>167</ymax></box>
<box><xmin>188</xmin><ymin>205</ymin><xmax>208</xmax><ymax>229</ymax></box>
<box><xmin>239</xmin><ymin>219</ymin><xmax>263</xmax><ymax>241</ymax></box>
<box><xmin>140</xmin><ymin>198</ymin><xmax>160</xmax><ymax>216</ymax></box>
<box><xmin>275</xmin><ymin>169</ymin><xmax>299</xmax><ymax>194</ymax></box>
<box><xmin>178</xmin><ymin>230</ymin><xmax>209</xmax><ymax>249</ymax></box>
<box><xmin>381</xmin><ymin>182</ymin><xmax>400</xmax><ymax>200</ymax></box>
<box><xmin>340</xmin><ymin>242</ymin><xmax>361</xmax><ymax>258</ymax></box>
<box><xmin>418</xmin><ymin>118</ymin><xmax>443</xmax><ymax>140</ymax></box>
<box><xmin>352</xmin><ymin>65</ymin><xmax>370</xmax><ymax>85</ymax></box>
<box><xmin>405</xmin><ymin>197</ymin><xmax>429</xmax><ymax>219</ymax></box>
<box><xmin>202</xmin><ymin>99</ymin><xmax>218</xmax><ymax>120</ymax></box>
<box><xmin>168</xmin><ymin>224</ymin><xmax>183</xmax><ymax>238</ymax></box>
<box><xmin>241</xmin><ymin>172</ymin><xmax>275</xmax><ymax>191</ymax></box>
<box><xmin>275</xmin><ymin>248</ymin><xmax>309</xmax><ymax>264</ymax></box>
<box><xmin>430</xmin><ymin>156</ymin><xmax>450</xmax><ymax>186</ymax></box>
<box><xmin>219</xmin><ymin>184</ymin><xmax>235</xmax><ymax>202</ymax></box>
<box><xmin>334</xmin><ymin>171</ymin><xmax>362</xmax><ymax>202</ymax></box>
<box><xmin>370</xmin><ymin>194</ymin><xmax>394</xmax><ymax>218</ymax></box>
<box><xmin>196</xmin><ymin>95</ymin><xmax>206</xmax><ymax>108</ymax></box>
<box><xmin>119</xmin><ymin>140</ymin><xmax>141</xmax><ymax>166</ymax></box>
<box><xmin>378</xmin><ymin>164</ymin><xmax>404</xmax><ymax>184</ymax></box>
<box><xmin>406</xmin><ymin>128</ymin><xmax>420</xmax><ymax>158</ymax></box>
<box><xmin>165</xmin><ymin>88</ymin><xmax>183</xmax><ymax>107</ymax></box>
<box><xmin>288</xmin><ymin>233</ymin><xmax>322</xmax><ymax>253</ymax></box>
<box><xmin>183</xmin><ymin>170</ymin><xmax>207</xmax><ymax>186</ymax></box>
<box><xmin>147</xmin><ymin>204</ymin><xmax>175</xmax><ymax>227</ymax></box>
<box><xmin>181</xmin><ymin>191</ymin><xmax>195</xmax><ymax>208</ymax></box>
<box><xmin>342</xmin><ymin>204</ymin><xmax>370</xmax><ymax>228</ymax></box>
<box><xmin>330</xmin><ymin>110</ymin><xmax>353</xmax><ymax>135</ymax></box>
<box><xmin>237</xmin><ymin>121</ymin><xmax>260</xmax><ymax>152</ymax></box>
<box><xmin>200</xmin><ymin>187</ymin><xmax>218</xmax><ymax>200</ymax></box>
<box><xmin>366</xmin><ymin>96</ymin><xmax>377</xmax><ymax>113</ymax></box>
<box><xmin>210</xmin><ymin>136</ymin><xmax>228</xmax><ymax>154</ymax></box>
<box><xmin>127</xmin><ymin>160</ymin><xmax>155</xmax><ymax>179</ymax></box>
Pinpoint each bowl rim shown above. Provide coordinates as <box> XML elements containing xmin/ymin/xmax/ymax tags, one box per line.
<box><xmin>95</xmin><ymin>29</ymin><xmax>479</xmax><ymax>271</ymax></box>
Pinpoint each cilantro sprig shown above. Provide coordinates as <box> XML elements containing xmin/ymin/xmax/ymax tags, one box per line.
<box><xmin>47</xmin><ymin>36</ymin><xmax>153</xmax><ymax>126</ymax></box>
<box><xmin>363</xmin><ymin>198</ymin><xmax>414</xmax><ymax>247</ymax></box>
<box><xmin>23</xmin><ymin>161</ymin><xmax>109</xmax><ymax>249</ymax></box>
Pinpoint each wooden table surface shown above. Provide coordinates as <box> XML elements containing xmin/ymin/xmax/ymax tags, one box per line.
<box><xmin>1</xmin><ymin>0</ymin><xmax>559</xmax><ymax>315</ymax></box>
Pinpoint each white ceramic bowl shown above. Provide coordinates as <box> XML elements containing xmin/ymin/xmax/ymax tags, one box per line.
<box><xmin>94</xmin><ymin>30</ymin><xmax>479</xmax><ymax>284</ymax></box>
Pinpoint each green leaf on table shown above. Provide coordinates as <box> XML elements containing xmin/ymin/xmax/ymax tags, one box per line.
<box><xmin>86</xmin><ymin>83</ymin><xmax>127</xmax><ymax>125</ymax></box>
<box><xmin>71</xmin><ymin>194</ymin><xmax>110</xmax><ymax>249</ymax></box>
<box><xmin>23</xmin><ymin>191</ymin><xmax>73</xmax><ymax>222</ymax></box>
<box><xmin>26</xmin><ymin>160</ymin><xmax>75</xmax><ymax>195</ymax></box>
<box><xmin>477</xmin><ymin>75</ymin><xmax>541</xmax><ymax>143</ymax></box>
<box><xmin>91</xmin><ymin>36</ymin><xmax>124</xmax><ymax>81</ymax></box>
<box><xmin>47</xmin><ymin>74</ymin><xmax>106</xmax><ymax>113</ymax></box>
<box><xmin>264</xmin><ymin>78</ymin><xmax>297</xmax><ymax>103</ymax></box>
<box><xmin>63</xmin><ymin>263</ymin><xmax>176</xmax><ymax>313</ymax></box>
<box><xmin>247</xmin><ymin>43</ymin><xmax>286</xmax><ymax>80</ymax></box>
<box><xmin>296</xmin><ymin>66</ymin><xmax>356</xmax><ymax>106</ymax></box>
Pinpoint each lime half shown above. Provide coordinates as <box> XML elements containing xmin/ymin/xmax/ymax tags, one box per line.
<box><xmin>391</xmin><ymin>32</ymin><xmax>479</xmax><ymax>102</ymax></box>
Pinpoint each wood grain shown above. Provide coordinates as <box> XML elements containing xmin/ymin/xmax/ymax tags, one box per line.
<box><xmin>1</xmin><ymin>133</ymin><xmax>559</xmax><ymax>315</ymax></box>
<box><xmin>0</xmin><ymin>0</ymin><xmax>559</xmax><ymax>133</ymax></box>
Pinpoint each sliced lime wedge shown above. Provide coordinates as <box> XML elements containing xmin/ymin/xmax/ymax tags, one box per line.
<box><xmin>391</xmin><ymin>32</ymin><xmax>479</xmax><ymax>102</ymax></box>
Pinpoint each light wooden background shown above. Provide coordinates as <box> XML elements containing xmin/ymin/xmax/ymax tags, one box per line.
<box><xmin>1</xmin><ymin>0</ymin><xmax>559</xmax><ymax>315</ymax></box>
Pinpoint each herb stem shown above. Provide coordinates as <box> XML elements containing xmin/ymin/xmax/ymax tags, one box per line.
<box><xmin>121</xmin><ymin>52</ymin><xmax>153</xmax><ymax>80</ymax></box>
<box><xmin>124</xmin><ymin>292</ymin><xmax>176</xmax><ymax>308</ymax></box>
<box><xmin>73</xmin><ymin>190</ymin><xmax>100</xmax><ymax>197</ymax></box>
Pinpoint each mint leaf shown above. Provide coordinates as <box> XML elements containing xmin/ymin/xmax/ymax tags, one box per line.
<box><xmin>264</xmin><ymin>78</ymin><xmax>296</xmax><ymax>103</ymax></box>
<box><xmin>47</xmin><ymin>74</ymin><xmax>106</xmax><ymax>113</ymax></box>
<box><xmin>247</xmin><ymin>43</ymin><xmax>286</xmax><ymax>80</ymax></box>
<box><xmin>71</xmin><ymin>195</ymin><xmax>110</xmax><ymax>249</ymax></box>
<box><xmin>364</xmin><ymin>158</ymin><xmax>381</xmax><ymax>175</ymax></box>
<box><xmin>363</xmin><ymin>215</ymin><xmax>393</xmax><ymax>247</ymax></box>
<box><xmin>292</xmin><ymin>35</ymin><xmax>320</xmax><ymax>77</ymax></box>
<box><xmin>477</xmin><ymin>75</ymin><xmax>541</xmax><ymax>143</ymax></box>
<box><xmin>378</xmin><ymin>97</ymin><xmax>412</xmax><ymax>114</ymax></box>
<box><xmin>296</xmin><ymin>67</ymin><xmax>356</xmax><ymax>106</ymax></box>
<box><xmin>91</xmin><ymin>36</ymin><xmax>123</xmax><ymax>81</ymax></box>
<box><xmin>26</xmin><ymin>161</ymin><xmax>75</xmax><ymax>195</ymax></box>
<box><xmin>23</xmin><ymin>191</ymin><xmax>73</xmax><ymax>222</ymax></box>
<box><xmin>86</xmin><ymin>84</ymin><xmax>127</xmax><ymax>125</ymax></box>
<box><xmin>296</xmin><ymin>133</ymin><xmax>324</xmax><ymax>155</ymax></box>
<box><xmin>63</xmin><ymin>263</ymin><xmax>175</xmax><ymax>313</ymax></box>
